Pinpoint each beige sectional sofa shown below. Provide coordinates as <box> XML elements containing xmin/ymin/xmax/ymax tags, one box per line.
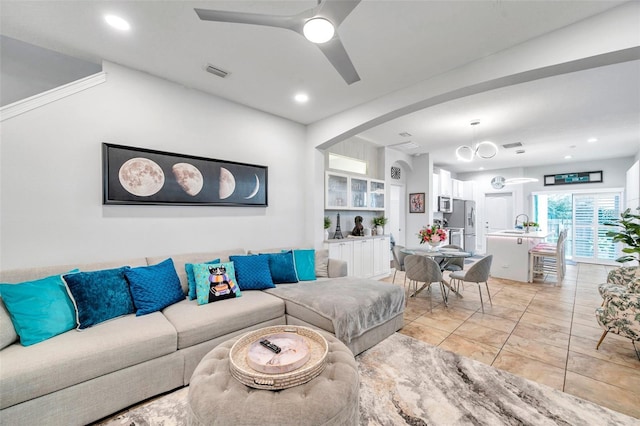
<box><xmin>0</xmin><ymin>248</ymin><xmax>404</xmax><ymax>426</ymax></box>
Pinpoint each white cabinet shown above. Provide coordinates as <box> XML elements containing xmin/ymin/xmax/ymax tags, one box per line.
<box><xmin>463</xmin><ymin>180</ymin><xmax>476</xmax><ymax>201</ymax></box>
<box><xmin>439</xmin><ymin>169</ymin><xmax>452</xmax><ymax>196</ymax></box>
<box><xmin>327</xmin><ymin>240</ymin><xmax>353</xmax><ymax>276</ymax></box>
<box><xmin>325</xmin><ymin>172</ymin><xmax>385</xmax><ymax>211</ymax></box>
<box><xmin>452</xmin><ymin>179</ymin><xmax>464</xmax><ymax>199</ymax></box>
<box><xmin>326</xmin><ymin>237</ymin><xmax>390</xmax><ymax>278</ymax></box>
<box><xmin>373</xmin><ymin>237</ymin><xmax>391</xmax><ymax>277</ymax></box>
<box><xmin>352</xmin><ymin>239</ymin><xmax>374</xmax><ymax>278</ymax></box>
<box><xmin>432</xmin><ymin>173</ymin><xmax>440</xmax><ymax>212</ymax></box>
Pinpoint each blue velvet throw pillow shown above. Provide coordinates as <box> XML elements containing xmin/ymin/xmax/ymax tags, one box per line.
<box><xmin>290</xmin><ymin>249</ymin><xmax>316</xmax><ymax>281</ymax></box>
<box><xmin>64</xmin><ymin>267</ymin><xmax>134</xmax><ymax>330</ymax></box>
<box><xmin>0</xmin><ymin>271</ymin><xmax>78</xmax><ymax>346</ymax></box>
<box><xmin>126</xmin><ymin>258</ymin><xmax>185</xmax><ymax>316</ymax></box>
<box><xmin>260</xmin><ymin>251</ymin><xmax>298</xmax><ymax>284</ymax></box>
<box><xmin>193</xmin><ymin>262</ymin><xmax>241</xmax><ymax>305</ymax></box>
<box><xmin>228</xmin><ymin>255</ymin><xmax>275</xmax><ymax>290</ymax></box>
<box><xmin>185</xmin><ymin>258</ymin><xmax>220</xmax><ymax>300</ymax></box>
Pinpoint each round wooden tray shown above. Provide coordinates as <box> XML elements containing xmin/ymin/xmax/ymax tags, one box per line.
<box><xmin>229</xmin><ymin>326</ymin><xmax>328</xmax><ymax>390</ymax></box>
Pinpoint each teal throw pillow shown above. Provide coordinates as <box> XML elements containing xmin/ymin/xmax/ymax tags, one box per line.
<box><xmin>193</xmin><ymin>262</ymin><xmax>241</xmax><ymax>305</ymax></box>
<box><xmin>0</xmin><ymin>271</ymin><xmax>78</xmax><ymax>346</ymax></box>
<box><xmin>125</xmin><ymin>258</ymin><xmax>185</xmax><ymax>316</ymax></box>
<box><xmin>290</xmin><ymin>249</ymin><xmax>316</xmax><ymax>281</ymax></box>
<box><xmin>260</xmin><ymin>251</ymin><xmax>298</xmax><ymax>284</ymax></box>
<box><xmin>64</xmin><ymin>266</ymin><xmax>134</xmax><ymax>329</ymax></box>
<box><xmin>185</xmin><ymin>258</ymin><xmax>220</xmax><ymax>300</ymax></box>
<box><xmin>229</xmin><ymin>255</ymin><xmax>275</xmax><ymax>290</ymax></box>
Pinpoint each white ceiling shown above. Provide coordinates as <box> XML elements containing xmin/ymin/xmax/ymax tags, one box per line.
<box><xmin>1</xmin><ymin>1</ymin><xmax>639</xmax><ymax>173</ymax></box>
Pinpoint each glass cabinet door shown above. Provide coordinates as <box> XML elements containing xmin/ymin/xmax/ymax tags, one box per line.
<box><xmin>369</xmin><ymin>179</ymin><xmax>385</xmax><ymax>210</ymax></box>
<box><xmin>351</xmin><ymin>178</ymin><xmax>368</xmax><ymax>208</ymax></box>
<box><xmin>325</xmin><ymin>173</ymin><xmax>349</xmax><ymax>209</ymax></box>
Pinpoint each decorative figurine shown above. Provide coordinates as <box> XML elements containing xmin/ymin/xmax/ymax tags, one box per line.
<box><xmin>333</xmin><ymin>213</ymin><xmax>344</xmax><ymax>239</ymax></box>
<box><xmin>352</xmin><ymin>215</ymin><xmax>364</xmax><ymax>236</ymax></box>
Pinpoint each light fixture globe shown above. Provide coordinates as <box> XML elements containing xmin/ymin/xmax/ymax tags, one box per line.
<box><xmin>475</xmin><ymin>141</ymin><xmax>498</xmax><ymax>159</ymax></box>
<box><xmin>455</xmin><ymin>145</ymin><xmax>475</xmax><ymax>162</ymax></box>
<box><xmin>303</xmin><ymin>18</ymin><xmax>335</xmax><ymax>43</ymax></box>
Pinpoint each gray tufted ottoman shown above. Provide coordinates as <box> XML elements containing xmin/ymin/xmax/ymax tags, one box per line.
<box><xmin>187</xmin><ymin>332</ymin><xmax>359</xmax><ymax>426</ymax></box>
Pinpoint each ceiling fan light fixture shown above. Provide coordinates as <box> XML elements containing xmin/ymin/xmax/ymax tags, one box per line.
<box><xmin>303</xmin><ymin>18</ymin><xmax>335</xmax><ymax>43</ymax></box>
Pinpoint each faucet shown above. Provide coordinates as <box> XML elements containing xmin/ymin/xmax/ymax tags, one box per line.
<box><xmin>515</xmin><ymin>214</ymin><xmax>530</xmax><ymax>233</ymax></box>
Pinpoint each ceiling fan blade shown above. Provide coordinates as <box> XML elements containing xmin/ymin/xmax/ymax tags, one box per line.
<box><xmin>194</xmin><ymin>8</ymin><xmax>302</xmax><ymax>32</ymax></box>
<box><xmin>317</xmin><ymin>37</ymin><xmax>361</xmax><ymax>85</ymax></box>
<box><xmin>318</xmin><ymin>0</ymin><xmax>362</xmax><ymax>26</ymax></box>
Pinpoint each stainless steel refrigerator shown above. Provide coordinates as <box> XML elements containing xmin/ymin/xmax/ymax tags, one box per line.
<box><xmin>445</xmin><ymin>200</ymin><xmax>476</xmax><ymax>254</ymax></box>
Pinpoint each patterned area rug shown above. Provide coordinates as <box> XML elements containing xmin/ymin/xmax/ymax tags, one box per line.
<box><xmin>96</xmin><ymin>333</ymin><xmax>636</xmax><ymax>425</ymax></box>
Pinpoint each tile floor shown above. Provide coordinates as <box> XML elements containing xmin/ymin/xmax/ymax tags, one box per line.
<box><xmin>381</xmin><ymin>262</ymin><xmax>640</xmax><ymax>419</ymax></box>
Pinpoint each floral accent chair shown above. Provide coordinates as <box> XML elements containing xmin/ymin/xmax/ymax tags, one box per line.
<box><xmin>595</xmin><ymin>266</ymin><xmax>640</xmax><ymax>359</ymax></box>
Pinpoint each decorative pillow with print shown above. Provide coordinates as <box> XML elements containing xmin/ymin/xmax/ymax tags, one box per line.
<box><xmin>193</xmin><ymin>262</ymin><xmax>242</xmax><ymax>305</ymax></box>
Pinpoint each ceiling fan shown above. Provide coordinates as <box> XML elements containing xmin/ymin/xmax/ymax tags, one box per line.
<box><xmin>194</xmin><ymin>0</ymin><xmax>361</xmax><ymax>85</ymax></box>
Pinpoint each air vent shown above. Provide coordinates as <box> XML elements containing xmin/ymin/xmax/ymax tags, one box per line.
<box><xmin>502</xmin><ymin>142</ymin><xmax>523</xmax><ymax>149</ymax></box>
<box><xmin>398</xmin><ymin>132</ymin><xmax>412</xmax><ymax>137</ymax></box>
<box><xmin>205</xmin><ymin>64</ymin><xmax>230</xmax><ymax>78</ymax></box>
<box><xmin>390</xmin><ymin>141</ymin><xmax>419</xmax><ymax>151</ymax></box>
<box><xmin>515</xmin><ymin>149</ymin><xmax>525</xmax><ymax>154</ymax></box>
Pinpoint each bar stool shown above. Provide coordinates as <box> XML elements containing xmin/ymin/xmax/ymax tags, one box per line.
<box><xmin>529</xmin><ymin>229</ymin><xmax>566</xmax><ymax>283</ymax></box>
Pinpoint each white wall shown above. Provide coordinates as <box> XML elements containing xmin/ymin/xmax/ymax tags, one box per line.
<box><xmin>405</xmin><ymin>154</ymin><xmax>434</xmax><ymax>248</ymax></box>
<box><xmin>0</xmin><ymin>62</ymin><xmax>307</xmax><ymax>269</ymax></box>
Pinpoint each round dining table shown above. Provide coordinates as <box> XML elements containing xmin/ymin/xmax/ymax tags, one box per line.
<box><xmin>401</xmin><ymin>247</ymin><xmax>472</xmax><ymax>304</ymax></box>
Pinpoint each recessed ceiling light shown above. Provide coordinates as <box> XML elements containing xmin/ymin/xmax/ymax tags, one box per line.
<box><xmin>564</xmin><ymin>155</ymin><xmax>573</xmax><ymax>159</ymax></box>
<box><xmin>105</xmin><ymin>14</ymin><xmax>130</xmax><ymax>31</ymax></box>
<box><xmin>587</xmin><ymin>138</ymin><xmax>598</xmax><ymax>143</ymax></box>
<box><xmin>294</xmin><ymin>93</ymin><xmax>309</xmax><ymax>103</ymax></box>
<box><xmin>479</xmin><ymin>167</ymin><xmax>485</xmax><ymax>170</ymax></box>
<box><xmin>303</xmin><ymin>18</ymin><xmax>334</xmax><ymax>43</ymax></box>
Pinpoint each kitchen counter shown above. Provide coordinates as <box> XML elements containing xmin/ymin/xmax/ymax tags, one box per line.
<box><xmin>486</xmin><ymin>230</ymin><xmax>548</xmax><ymax>282</ymax></box>
<box><xmin>486</xmin><ymin>230</ymin><xmax>549</xmax><ymax>239</ymax></box>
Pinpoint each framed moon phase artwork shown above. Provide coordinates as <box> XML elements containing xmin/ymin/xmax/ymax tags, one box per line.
<box><xmin>102</xmin><ymin>143</ymin><xmax>268</xmax><ymax>206</ymax></box>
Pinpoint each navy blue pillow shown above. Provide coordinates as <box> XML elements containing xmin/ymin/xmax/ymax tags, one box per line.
<box><xmin>63</xmin><ymin>267</ymin><xmax>134</xmax><ymax>330</ymax></box>
<box><xmin>125</xmin><ymin>258</ymin><xmax>185</xmax><ymax>316</ymax></box>
<box><xmin>229</xmin><ymin>255</ymin><xmax>275</xmax><ymax>290</ymax></box>
<box><xmin>260</xmin><ymin>251</ymin><xmax>299</xmax><ymax>284</ymax></box>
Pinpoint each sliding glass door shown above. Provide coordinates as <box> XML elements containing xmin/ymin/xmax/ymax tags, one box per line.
<box><xmin>572</xmin><ymin>193</ymin><xmax>621</xmax><ymax>263</ymax></box>
<box><xmin>532</xmin><ymin>190</ymin><xmax>622</xmax><ymax>264</ymax></box>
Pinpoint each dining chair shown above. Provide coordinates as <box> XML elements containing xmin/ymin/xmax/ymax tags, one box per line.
<box><xmin>448</xmin><ymin>255</ymin><xmax>493</xmax><ymax>313</ymax></box>
<box><xmin>437</xmin><ymin>244</ymin><xmax>465</xmax><ymax>272</ymax></box>
<box><xmin>391</xmin><ymin>245</ymin><xmax>408</xmax><ymax>286</ymax></box>
<box><xmin>528</xmin><ymin>229</ymin><xmax>566</xmax><ymax>283</ymax></box>
<box><xmin>404</xmin><ymin>255</ymin><xmax>446</xmax><ymax>312</ymax></box>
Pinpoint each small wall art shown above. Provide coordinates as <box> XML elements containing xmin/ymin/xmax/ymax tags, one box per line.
<box><xmin>102</xmin><ymin>143</ymin><xmax>268</xmax><ymax>206</ymax></box>
<box><xmin>409</xmin><ymin>193</ymin><xmax>425</xmax><ymax>213</ymax></box>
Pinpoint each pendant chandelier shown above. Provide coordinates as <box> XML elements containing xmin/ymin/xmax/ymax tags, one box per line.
<box><xmin>456</xmin><ymin>120</ymin><xmax>498</xmax><ymax>162</ymax></box>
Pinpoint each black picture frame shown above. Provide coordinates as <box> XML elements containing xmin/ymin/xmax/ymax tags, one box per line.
<box><xmin>543</xmin><ymin>170</ymin><xmax>602</xmax><ymax>186</ymax></box>
<box><xmin>102</xmin><ymin>143</ymin><xmax>268</xmax><ymax>206</ymax></box>
<box><xmin>409</xmin><ymin>193</ymin><xmax>425</xmax><ymax>213</ymax></box>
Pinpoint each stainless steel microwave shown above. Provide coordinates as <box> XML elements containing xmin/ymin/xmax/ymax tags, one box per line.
<box><xmin>438</xmin><ymin>196</ymin><xmax>452</xmax><ymax>213</ymax></box>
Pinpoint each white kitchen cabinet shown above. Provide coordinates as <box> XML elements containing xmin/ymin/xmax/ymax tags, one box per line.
<box><xmin>452</xmin><ymin>179</ymin><xmax>464</xmax><ymax>199</ymax></box>
<box><xmin>462</xmin><ymin>180</ymin><xmax>476</xmax><ymax>201</ymax></box>
<box><xmin>439</xmin><ymin>169</ymin><xmax>452</xmax><ymax>196</ymax></box>
<box><xmin>327</xmin><ymin>240</ymin><xmax>353</xmax><ymax>276</ymax></box>
<box><xmin>352</xmin><ymin>239</ymin><xmax>374</xmax><ymax>278</ymax></box>
<box><xmin>325</xmin><ymin>172</ymin><xmax>385</xmax><ymax>211</ymax></box>
<box><xmin>325</xmin><ymin>237</ymin><xmax>390</xmax><ymax>278</ymax></box>
<box><xmin>432</xmin><ymin>173</ymin><xmax>440</xmax><ymax>212</ymax></box>
<box><xmin>373</xmin><ymin>236</ymin><xmax>391</xmax><ymax>277</ymax></box>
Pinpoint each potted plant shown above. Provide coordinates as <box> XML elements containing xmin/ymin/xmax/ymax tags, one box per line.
<box><xmin>418</xmin><ymin>224</ymin><xmax>448</xmax><ymax>248</ymax></box>
<box><xmin>605</xmin><ymin>207</ymin><xmax>640</xmax><ymax>265</ymax></box>
<box><xmin>372</xmin><ymin>216</ymin><xmax>388</xmax><ymax>235</ymax></box>
<box><xmin>324</xmin><ymin>216</ymin><xmax>332</xmax><ymax>240</ymax></box>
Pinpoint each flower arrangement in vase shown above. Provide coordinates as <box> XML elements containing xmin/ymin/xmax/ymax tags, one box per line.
<box><xmin>418</xmin><ymin>224</ymin><xmax>447</xmax><ymax>248</ymax></box>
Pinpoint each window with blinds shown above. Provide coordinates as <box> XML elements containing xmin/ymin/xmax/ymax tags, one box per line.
<box><xmin>573</xmin><ymin>193</ymin><xmax>621</xmax><ymax>262</ymax></box>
